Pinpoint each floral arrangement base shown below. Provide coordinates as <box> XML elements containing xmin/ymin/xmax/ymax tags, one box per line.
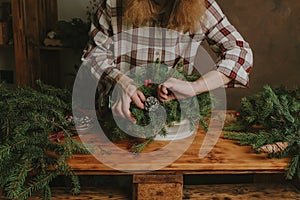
<box><xmin>154</xmin><ymin>119</ymin><xmax>196</xmax><ymax>141</ymax></box>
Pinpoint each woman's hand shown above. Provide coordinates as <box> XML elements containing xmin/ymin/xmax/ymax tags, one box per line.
<box><xmin>157</xmin><ymin>78</ymin><xmax>197</xmax><ymax>102</ymax></box>
<box><xmin>111</xmin><ymin>75</ymin><xmax>146</xmax><ymax>123</ymax></box>
<box><xmin>158</xmin><ymin>71</ymin><xmax>233</xmax><ymax>102</ymax></box>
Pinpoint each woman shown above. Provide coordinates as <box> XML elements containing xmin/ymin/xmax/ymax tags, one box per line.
<box><xmin>82</xmin><ymin>0</ymin><xmax>253</xmax><ymax>123</ymax></box>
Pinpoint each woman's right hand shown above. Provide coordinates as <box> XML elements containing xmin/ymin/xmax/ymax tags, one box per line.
<box><xmin>111</xmin><ymin>75</ymin><xmax>146</xmax><ymax>124</ymax></box>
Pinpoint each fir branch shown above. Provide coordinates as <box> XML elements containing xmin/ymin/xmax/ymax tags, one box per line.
<box><xmin>224</xmin><ymin>85</ymin><xmax>300</xmax><ymax>179</ymax></box>
<box><xmin>223</xmin><ymin>131</ymin><xmax>258</xmax><ymax>146</ymax></box>
<box><xmin>6</xmin><ymin>159</ymin><xmax>30</xmax><ymax>199</ymax></box>
<box><xmin>14</xmin><ymin>171</ymin><xmax>58</xmax><ymax>200</ymax></box>
<box><xmin>0</xmin><ymin>81</ymin><xmax>89</xmax><ymax>199</ymax></box>
<box><xmin>131</xmin><ymin>137</ymin><xmax>154</xmax><ymax>153</ymax></box>
<box><xmin>0</xmin><ymin>144</ymin><xmax>10</xmax><ymax>162</ymax></box>
<box><xmin>66</xmin><ymin>170</ymin><xmax>81</xmax><ymax>195</ymax></box>
<box><xmin>223</xmin><ymin>121</ymin><xmax>248</xmax><ymax>132</ymax></box>
<box><xmin>43</xmin><ymin>185</ymin><xmax>52</xmax><ymax>200</ymax></box>
<box><xmin>286</xmin><ymin>155</ymin><xmax>299</xmax><ymax>180</ymax></box>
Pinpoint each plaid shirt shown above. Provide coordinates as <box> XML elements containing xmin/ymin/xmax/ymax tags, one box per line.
<box><xmin>83</xmin><ymin>0</ymin><xmax>253</xmax><ymax>87</ymax></box>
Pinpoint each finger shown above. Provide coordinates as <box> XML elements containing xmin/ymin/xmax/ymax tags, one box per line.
<box><xmin>161</xmin><ymin>84</ymin><xmax>169</xmax><ymax>95</ymax></box>
<box><xmin>112</xmin><ymin>97</ymin><xmax>136</xmax><ymax>124</ymax></box>
<box><xmin>158</xmin><ymin>84</ymin><xmax>166</xmax><ymax>95</ymax></box>
<box><xmin>137</xmin><ymin>90</ymin><xmax>146</xmax><ymax>103</ymax></box>
<box><xmin>131</xmin><ymin>93</ymin><xmax>145</xmax><ymax>109</ymax></box>
<box><xmin>158</xmin><ymin>92</ymin><xmax>168</xmax><ymax>101</ymax></box>
<box><xmin>120</xmin><ymin>96</ymin><xmax>137</xmax><ymax>123</ymax></box>
<box><xmin>121</xmin><ymin>105</ymin><xmax>136</xmax><ymax>124</ymax></box>
<box><xmin>168</xmin><ymin>93</ymin><xmax>176</xmax><ymax>101</ymax></box>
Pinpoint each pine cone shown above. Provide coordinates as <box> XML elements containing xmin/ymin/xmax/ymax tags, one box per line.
<box><xmin>145</xmin><ymin>96</ymin><xmax>160</xmax><ymax>112</ymax></box>
<box><xmin>258</xmin><ymin>142</ymin><xmax>288</xmax><ymax>154</ymax></box>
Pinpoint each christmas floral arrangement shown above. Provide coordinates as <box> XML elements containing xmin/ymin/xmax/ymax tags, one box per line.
<box><xmin>101</xmin><ymin>62</ymin><xmax>212</xmax><ymax>152</ymax></box>
<box><xmin>224</xmin><ymin>85</ymin><xmax>300</xmax><ymax>179</ymax></box>
<box><xmin>0</xmin><ymin>81</ymin><xmax>89</xmax><ymax>200</ymax></box>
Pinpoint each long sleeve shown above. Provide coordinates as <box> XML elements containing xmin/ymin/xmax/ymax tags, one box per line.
<box><xmin>204</xmin><ymin>0</ymin><xmax>253</xmax><ymax>87</ymax></box>
<box><xmin>82</xmin><ymin>0</ymin><xmax>122</xmax><ymax>82</ymax></box>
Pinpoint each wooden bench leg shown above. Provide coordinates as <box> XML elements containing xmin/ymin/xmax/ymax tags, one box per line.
<box><xmin>133</xmin><ymin>174</ymin><xmax>183</xmax><ymax>200</ymax></box>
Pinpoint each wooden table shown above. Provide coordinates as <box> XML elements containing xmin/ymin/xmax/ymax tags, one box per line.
<box><xmin>67</xmin><ymin>117</ymin><xmax>291</xmax><ymax>200</ymax></box>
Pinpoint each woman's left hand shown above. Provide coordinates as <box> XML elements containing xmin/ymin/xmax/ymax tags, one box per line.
<box><xmin>157</xmin><ymin>78</ymin><xmax>197</xmax><ymax>102</ymax></box>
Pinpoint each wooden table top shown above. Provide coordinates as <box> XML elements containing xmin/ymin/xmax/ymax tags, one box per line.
<box><xmin>68</xmin><ymin>115</ymin><xmax>289</xmax><ymax>175</ymax></box>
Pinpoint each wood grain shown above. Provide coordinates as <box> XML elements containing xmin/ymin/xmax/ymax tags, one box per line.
<box><xmin>68</xmin><ymin>120</ymin><xmax>289</xmax><ymax>175</ymax></box>
<box><xmin>183</xmin><ymin>183</ymin><xmax>300</xmax><ymax>200</ymax></box>
<box><xmin>11</xmin><ymin>0</ymin><xmax>29</xmax><ymax>86</ymax></box>
<box><xmin>26</xmin><ymin>187</ymin><xmax>130</xmax><ymax>200</ymax></box>
<box><xmin>133</xmin><ymin>174</ymin><xmax>183</xmax><ymax>200</ymax></box>
<box><xmin>2</xmin><ymin>184</ymin><xmax>299</xmax><ymax>200</ymax></box>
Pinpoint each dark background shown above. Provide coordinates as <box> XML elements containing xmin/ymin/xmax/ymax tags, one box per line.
<box><xmin>206</xmin><ymin>0</ymin><xmax>300</xmax><ymax>109</ymax></box>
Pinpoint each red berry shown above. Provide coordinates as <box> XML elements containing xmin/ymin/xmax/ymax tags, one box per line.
<box><xmin>235</xmin><ymin>112</ymin><xmax>240</xmax><ymax>117</ymax></box>
<box><xmin>144</xmin><ymin>79</ymin><xmax>149</xmax><ymax>87</ymax></box>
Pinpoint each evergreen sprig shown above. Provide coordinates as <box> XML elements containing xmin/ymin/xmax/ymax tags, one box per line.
<box><xmin>223</xmin><ymin>85</ymin><xmax>300</xmax><ymax>179</ymax></box>
<box><xmin>0</xmin><ymin>81</ymin><xmax>90</xmax><ymax>200</ymax></box>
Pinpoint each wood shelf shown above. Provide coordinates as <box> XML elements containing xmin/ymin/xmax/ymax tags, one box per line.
<box><xmin>39</xmin><ymin>45</ymin><xmax>71</xmax><ymax>51</ymax></box>
<box><xmin>0</xmin><ymin>44</ymin><xmax>13</xmax><ymax>49</ymax></box>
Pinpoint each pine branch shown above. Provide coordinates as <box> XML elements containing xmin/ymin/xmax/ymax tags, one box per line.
<box><xmin>286</xmin><ymin>155</ymin><xmax>299</xmax><ymax>180</ymax></box>
<box><xmin>14</xmin><ymin>172</ymin><xmax>58</xmax><ymax>200</ymax></box>
<box><xmin>223</xmin><ymin>85</ymin><xmax>300</xmax><ymax>179</ymax></box>
<box><xmin>131</xmin><ymin>137</ymin><xmax>154</xmax><ymax>153</ymax></box>
<box><xmin>0</xmin><ymin>81</ymin><xmax>89</xmax><ymax>199</ymax></box>
<box><xmin>43</xmin><ymin>185</ymin><xmax>52</xmax><ymax>200</ymax></box>
<box><xmin>223</xmin><ymin>131</ymin><xmax>258</xmax><ymax>146</ymax></box>
<box><xmin>6</xmin><ymin>159</ymin><xmax>30</xmax><ymax>199</ymax></box>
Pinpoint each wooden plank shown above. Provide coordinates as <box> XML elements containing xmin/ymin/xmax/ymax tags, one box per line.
<box><xmin>67</xmin><ymin>127</ymin><xmax>289</xmax><ymax>174</ymax></box>
<box><xmin>133</xmin><ymin>174</ymin><xmax>183</xmax><ymax>200</ymax></box>
<box><xmin>11</xmin><ymin>0</ymin><xmax>29</xmax><ymax>86</ymax></box>
<box><xmin>25</xmin><ymin>0</ymin><xmax>41</xmax><ymax>85</ymax></box>
<box><xmin>1</xmin><ymin>187</ymin><xmax>130</xmax><ymax>200</ymax></box>
<box><xmin>41</xmin><ymin>50</ymin><xmax>60</xmax><ymax>86</ymax></box>
<box><xmin>38</xmin><ymin>0</ymin><xmax>47</xmax><ymax>40</ymax></box>
<box><xmin>45</xmin><ymin>0</ymin><xmax>58</xmax><ymax>31</ymax></box>
<box><xmin>183</xmin><ymin>183</ymin><xmax>300</xmax><ymax>200</ymax></box>
<box><xmin>39</xmin><ymin>0</ymin><xmax>59</xmax><ymax>86</ymax></box>
<box><xmin>38</xmin><ymin>0</ymin><xmax>57</xmax><ymax>43</ymax></box>
<box><xmin>134</xmin><ymin>183</ymin><xmax>182</xmax><ymax>200</ymax></box>
<box><xmin>133</xmin><ymin>174</ymin><xmax>183</xmax><ymax>184</ymax></box>
<box><xmin>0</xmin><ymin>22</ymin><xmax>10</xmax><ymax>45</ymax></box>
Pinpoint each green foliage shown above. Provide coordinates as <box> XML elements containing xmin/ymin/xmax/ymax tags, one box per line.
<box><xmin>54</xmin><ymin>18</ymin><xmax>90</xmax><ymax>53</ymax></box>
<box><xmin>0</xmin><ymin>81</ymin><xmax>90</xmax><ymax>200</ymax></box>
<box><xmin>101</xmin><ymin>62</ymin><xmax>212</xmax><ymax>152</ymax></box>
<box><xmin>224</xmin><ymin>85</ymin><xmax>300</xmax><ymax>179</ymax></box>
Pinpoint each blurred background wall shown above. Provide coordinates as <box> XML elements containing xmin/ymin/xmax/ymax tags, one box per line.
<box><xmin>217</xmin><ymin>0</ymin><xmax>300</xmax><ymax>108</ymax></box>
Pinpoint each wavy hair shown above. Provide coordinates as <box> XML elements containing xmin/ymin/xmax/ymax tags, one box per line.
<box><xmin>123</xmin><ymin>0</ymin><xmax>206</xmax><ymax>34</ymax></box>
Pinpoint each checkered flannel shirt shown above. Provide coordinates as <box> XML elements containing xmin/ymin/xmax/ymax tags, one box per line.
<box><xmin>82</xmin><ymin>0</ymin><xmax>253</xmax><ymax>87</ymax></box>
